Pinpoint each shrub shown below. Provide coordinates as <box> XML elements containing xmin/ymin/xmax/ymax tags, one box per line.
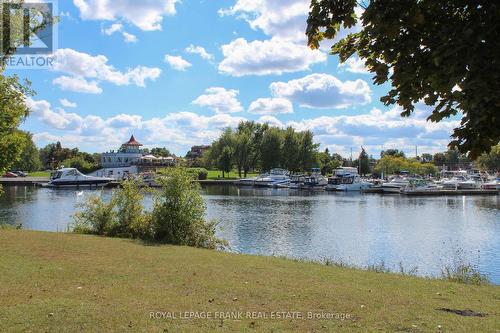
<box><xmin>73</xmin><ymin>179</ymin><xmax>152</xmax><ymax>239</ymax></box>
<box><xmin>187</xmin><ymin>167</ymin><xmax>208</xmax><ymax>180</ymax></box>
<box><xmin>73</xmin><ymin>194</ymin><xmax>116</xmax><ymax>235</ymax></box>
<box><xmin>442</xmin><ymin>263</ymin><xmax>489</xmax><ymax>285</ymax></box>
<box><xmin>73</xmin><ymin>170</ymin><xmax>225</xmax><ymax>249</ymax></box>
<box><xmin>152</xmin><ymin>167</ymin><xmax>225</xmax><ymax>249</ymax></box>
<box><xmin>111</xmin><ymin>179</ymin><xmax>153</xmax><ymax>239</ymax></box>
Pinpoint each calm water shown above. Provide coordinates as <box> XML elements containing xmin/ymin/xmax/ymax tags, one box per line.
<box><xmin>1</xmin><ymin>185</ymin><xmax>500</xmax><ymax>283</ymax></box>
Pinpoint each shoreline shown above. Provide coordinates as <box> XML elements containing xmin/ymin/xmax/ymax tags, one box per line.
<box><xmin>0</xmin><ymin>230</ymin><xmax>498</xmax><ymax>332</ymax></box>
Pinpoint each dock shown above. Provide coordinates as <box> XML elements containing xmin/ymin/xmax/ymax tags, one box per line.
<box><xmin>0</xmin><ymin>177</ymin><xmax>49</xmax><ymax>186</ymax></box>
<box><xmin>402</xmin><ymin>189</ymin><xmax>499</xmax><ymax>196</ymax></box>
<box><xmin>0</xmin><ymin>177</ymin><xmax>238</xmax><ymax>187</ymax></box>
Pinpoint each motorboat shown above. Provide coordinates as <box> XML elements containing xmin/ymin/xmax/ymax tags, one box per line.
<box><xmin>289</xmin><ymin>174</ymin><xmax>306</xmax><ymax>189</ymax></box>
<box><xmin>442</xmin><ymin>175</ymin><xmax>482</xmax><ymax>189</ymax></box>
<box><xmin>482</xmin><ymin>178</ymin><xmax>500</xmax><ymax>190</ymax></box>
<box><xmin>253</xmin><ymin>168</ymin><xmax>290</xmax><ymax>187</ymax></box>
<box><xmin>236</xmin><ymin>177</ymin><xmax>257</xmax><ymax>186</ymax></box>
<box><xmin>300</xmin><ymin>168</ymin><xmax>327</xmax><ymax>191</ymax></box>
<box><xmin>402</xmin><ymin>179</ymin><xmax>441</xmax><ymax>193</ymax></box>
<box><xmin>326</xmin><ymin>167</ymin><xmax>371</xmax><ymax>191</ymax></box>
<box><xmin>44</xmin><ymin>168</ymin><xmax>114</xmax><ymax>188</ymax></box>
<box><xmin>458</xmin><ymin>175</ymin><xmax>482</xmax><ymax>189</ymax></box>
<box><xmin>381</xmin><ymin>176</ymin><xmax>410</xmax><ymax>193</ymax></box>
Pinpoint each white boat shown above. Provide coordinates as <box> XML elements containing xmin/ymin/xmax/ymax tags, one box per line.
<box><xmin>326</xmin><ymin>167</ymin><xmax>371</xmax><ymax>191</ymax></box>
<box><xmin>289</xmin><ymin>174</ymin><xmax>306</xmax><ymax>189</ymax></box>
<box><xmin>236</xmin><ymin>177</ymin><xmax>257</xmax><ymax>186</ymax></box>
<box><xmin>442</xmin><ymin>175</ymin><xmax>482</xmax><ymax>190</ymax></box>
<box><xmin>381</xmin><ymin>176</ymin><xmax>410</xmax><ymax>193</ymax></box>
<box><xmin>44</xmin><ymin>168</ymin><xmax>113</xmax><ymax>188</ymax></box>
<box><xmin>253</xmin><ymin>168</ymin><xmax>290</xmax><ymax>187</ymax></box>
<box><xmin>402</xmin><ymin>179</ymin><xmax>441</xmax><ymax>193</ymax></box>
<box><xmin>300</xmin><ymin>168</ymin><xmax>327</xmax><ymax>191</ymax></box>
<box><xmin>482</xmin><ymin>178</ymin><xmax>500</xmax><ymax>190</ymax></box>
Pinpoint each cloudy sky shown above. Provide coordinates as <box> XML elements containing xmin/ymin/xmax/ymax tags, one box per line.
<box><xmin>8</xmin><ymin>0</ymin><xmax>459</xmax><ymax>157</ymax></box>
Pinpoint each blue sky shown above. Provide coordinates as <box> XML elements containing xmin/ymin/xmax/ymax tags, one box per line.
<box><xmin>8</xmin><ymin>0</ymin><xmax>459</xmax><ymax>157</ymax></box>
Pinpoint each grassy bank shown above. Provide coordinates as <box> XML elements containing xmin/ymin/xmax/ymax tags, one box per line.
<box><xmin>0</xmin><ymin>231</ymin><xmax>498</xmax><ymax>332</ymax></box>
<box><xmin>206</xmin><ymin>170</ymin><xmax>258</xmax><ymax>180</ymax></box>
<box><xmin>26</xmin><ymin>171</ymin><xmax>50</xmax><ymax>177</ymax></box>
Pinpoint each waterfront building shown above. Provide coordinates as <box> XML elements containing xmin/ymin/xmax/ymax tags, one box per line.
<box><xmin>101</xmin><ymin>135</ymin><xmax>144</xmax><ymax>168</ymax></box>
<box><xmin>92</xmin><ymin>135</ymin><xmax>176</xmax><ymax>179</ymax></box>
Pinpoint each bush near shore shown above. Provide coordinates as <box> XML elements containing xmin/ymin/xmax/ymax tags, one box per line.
<box><xmin>73</xmin><ymin>167</ymin><xmax>225</xmax><ymax>249</ymax></box>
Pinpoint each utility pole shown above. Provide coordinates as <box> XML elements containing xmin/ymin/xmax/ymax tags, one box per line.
<box><xmin>350</xmin><ymin>147</ymin><xmax>353</xmax><ymax>166</ymax></box>
<box><xmin>415</xmin><ymin>146</ymin><xmax>418</xmax><ymax>159</ymax></box>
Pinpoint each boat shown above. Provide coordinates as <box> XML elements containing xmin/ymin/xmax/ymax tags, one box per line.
<box><xmin>482</xmin><ymin>178</ymin><xmax>500</xmax><ymax>190</ymax></box>
<box><xmin>381</xmin><ymin>176</ymin><xmax>410</xmax><ymax>193</ymax></box>
<box><xmin>402</xmin><ymin>179</ymin><xmax>441</xmax><ymax>193</ymax></box>
<box><xmin>326</xmin><ymin>167</ymin><xmax>371</xmax><ymax>191</ymax></box>
<box><xmin>43</xmin><ymin>168</ymin><xmax>114</xmax><ymax>188</ymax></box>
<box><xmin>300</xmin><ymin>168</ymin><xmax>327</xmax><ymax>191</ymax></box>
<box><xmin>442</xmin><ymin>175</ymin><xmax>482</xmax><ymax>190</ymax></box>
<box><xmin>253</xmin><ymin>168</ymin><xmax>290</xmax><ymax>187</ymax></box>
<box><xmin>289</xmin><ymin>174</ymin><xmax>306</xmax><ymax>189</ymax></box>
<box><xmin>236</xmin><ymin>177</ymin><xmax>257</xmax><ymax>186</ymax></box>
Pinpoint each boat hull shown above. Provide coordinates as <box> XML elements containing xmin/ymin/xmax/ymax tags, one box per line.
<box><xmin>44</xmin><ymin>179</ymin><xmax>111</xmax><ymax>188</ymax></box>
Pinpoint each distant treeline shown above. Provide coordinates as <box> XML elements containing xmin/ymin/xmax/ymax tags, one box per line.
<box><xmin>202</xmin><ymin>122</ymin><xmax>321</xmax><ymax>177</ymax></box>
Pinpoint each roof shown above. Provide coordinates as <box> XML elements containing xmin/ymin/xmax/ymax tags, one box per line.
<box><xmin>123</xmin><ymin>135</ymin><xmax>143</xmax><ymax>146</ymax></box>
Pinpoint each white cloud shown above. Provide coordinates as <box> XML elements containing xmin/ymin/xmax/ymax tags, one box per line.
<box><xmin>59</xmin><ymin>98</ymin><xmax>77</xmax><ymax>108</ymax></box>
<box><xmin>248</xmin><ymin>98</ymin><xmax>293</xmax><ymax>115</ymax></box>
<box><xmin>73</xmin><ymin>0</ymin><xmax>180</xmax><ymax>31</ymax></box>
<box><xmin>257</xmin><ymin>115</ymin><xmax>284</xmax><ymax>127</ymax></box>
<box><xmin>219</xmin><ymin>0</ymin><xmax>309</xmax><ymax>42</ymax></box>
<box><xmin>102</xmin><ymin>23</ymin><xmax>138</xmax><ymax>43</ymax></box>
<box><xmin>53</xmin><ymin>76</ymin><xmax>103</xmax><ymax>94</ymax></box>
<box><xmin>164</xmin><ymin>55</ymin><xmax>192</xmax><ymax>71</ymax></box>
<box><xmin>102</xmin><ymin>23</ymin><xmax>123</xmax><ymax>35</ymax></box>
<box><xmin>27</xmin><ymin>98</ymin><xmax>458</xmax><ymax>156</ymax></box>
<box><xmin>27</xmin><ymin>98</ymin><xmax>83</xmax><ymax>130</ymax></box>
<box><xmin>219</xmin><ymin>38</ymin><xmax>326</xmax><ymax>76</ymax></box>
<box><xmin>270</xmin><ymin>73</ymin><xmax>371</xmax><ymax>109</ymax></box>
<box><xmin>192</xmin><ymin>87</ymin><xmax>244</xmax><ymax>114</ymax></box>
<box><xmin>106</xmin><ymin>114</ymin><xmax>142</xmax><ymax>128</ymax></box>
<box><xmin>122</xmin><ymin>32</ymin><xmax>138</xmax><ymax>43</ymax></box>
<box><xmin>185</xmin><ymin>44</ymin><xmax>214</xmax><ymax>61</ymax></box>
<box><xmin>338</xmin><ymin>57</ymin><xmax>370</xmax><ymax>74</ymax></box>
<box><xmin>52</xmin><ymin>48</ymin><xmax>161</xmax><ymax>92</ymax></box>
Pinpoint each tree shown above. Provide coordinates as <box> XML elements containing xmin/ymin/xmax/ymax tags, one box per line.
<box><xmin>233</xmin><ymin>129</ymin><xmax>251</xmax><ymax>177</ymax></box>
<box><xmin>150</xmin><ymin>147</ymin><xmax>171</xmax><ymax>157</ymax></box>
<box><xmin>381</xmin><ymin>149</ymin><xmax>405</xmax><ymax>158</ymax></box>
<box><xmin>476</xmin><ymin>144</ymin><xmax>500</xmax><ymax>172</ymax></box>
<box><xmin>219</xmin><ymin>146</ymin><xmax>233</xmax><ymax>178</ymax></box>
<box><xmin>358</xmin><ymin>147</ymin><xmax>370</xmax><ymax>176</ymax></box>
<box><xmin>260</xmin><ymin>128</ymin><xmax>283</xmax><ymax>171</ymax></box>
<box><xmin>62</xmin><ymin>156</ymin><xmax>99</xmax><ymax>174</ymax></box>
<box><xmin>0</xmin><ymin>75</ymin><xmax>32</xmax><ymax>174</ymax></box>
<box><xmin>298</xmin><ymin>130</ymin><xmax>319</xmax><ymax>171</ymax></box>
<box><xmin>153</xmin><ymin>168</ymin><xmax>225</xmax><ymax>249</ymax></box>
<box><xmin>433</xmin><ymin>152</ymin><xmax>446</xmax><ymax>167</ymax></box>
<box><xmin>11</xmin><ymin>131</ymin><xmax>42</xmax><ymax>172</ymax></box>
<box><xmin>281</xmin><ymin>127</ymin><xmax>301</xmax><ymax>172</ymax></box>
<box><xmin>421</xmin><ymin>153</ymin><xmax>433</xmax><ymax>163</ymax></box>
<box><xmin>307</xmin><ymin>0</ymin><xmax>500</xmax><ymax>158</ymax></box>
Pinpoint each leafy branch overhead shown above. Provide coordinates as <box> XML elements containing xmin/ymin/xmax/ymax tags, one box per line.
<box><xmin>307</xmin><ymin>0</ymin><xmax>500</xmax><ymax>158</ymax></box>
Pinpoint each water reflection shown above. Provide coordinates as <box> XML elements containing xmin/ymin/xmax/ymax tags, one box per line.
<box><xmin>1</xmin><ymin>185</ymin><xmax>499</xmax><ymax>283</ymax></box>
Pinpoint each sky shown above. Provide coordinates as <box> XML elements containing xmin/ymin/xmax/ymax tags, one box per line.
<box><xmin>7</xmin><ymin>0</ymin><xmax>460</xmax><ymax>157</ymax></box>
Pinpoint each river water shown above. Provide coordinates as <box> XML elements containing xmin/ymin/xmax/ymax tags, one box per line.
<box><xmin>1</xmin><ymin>185</ymin><xmax>499</xmax><ymax>283</ymax></box>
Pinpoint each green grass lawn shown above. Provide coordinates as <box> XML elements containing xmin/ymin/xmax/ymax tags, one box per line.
<box><xmin>27</xmin><ymin>171</ymin><xmax>50</xmax><ymax>177</ymax></box>
<box><xmin>0</xmin><ymin>230</ymin><xmax>498</xmax><ymax>332</ymax></box>
<box><xmin>206</xmin><ymin>170</ymin><xmax>258</xmax><ymax>180</ymax></box>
